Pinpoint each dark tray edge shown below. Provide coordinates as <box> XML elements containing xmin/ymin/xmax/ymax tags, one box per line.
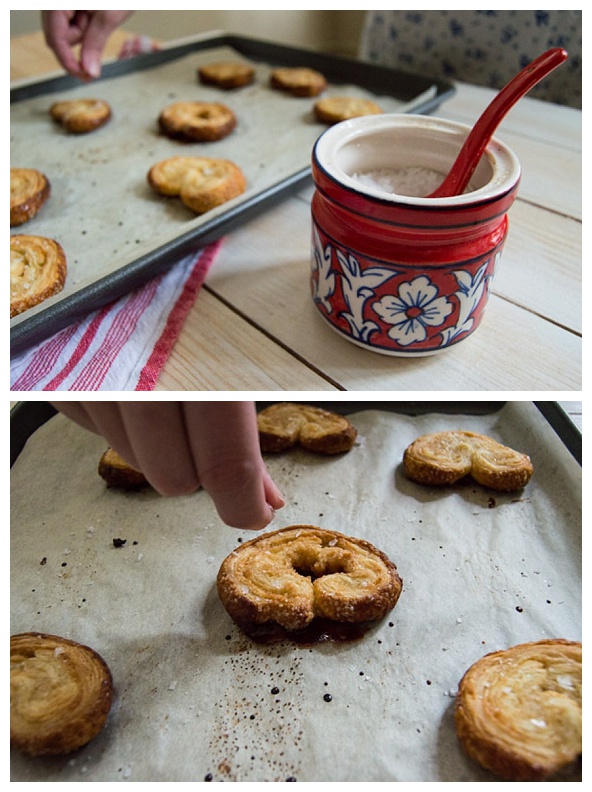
<box><xmin>10</xmin><ymin>401</ymin><xmax>581</xmax><ymax>469</ymax></box>
<box><xmin>10</xmin><ymin>33</ymin><xmax>456</xmax><ymax>357</ymax></box>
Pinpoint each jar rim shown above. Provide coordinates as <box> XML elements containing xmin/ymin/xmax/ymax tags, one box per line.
<box><xmin>312</xmin><ymin>113</ymin><xmax>521</xmax><ymax>208</ymax></box>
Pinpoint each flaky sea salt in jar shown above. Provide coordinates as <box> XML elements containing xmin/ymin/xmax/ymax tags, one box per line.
<box><xmin>310</xmin><ymin>114</ymin><xmax>521</xmax><ymax>356</ymax></box>
<box><xmin>352</xmin><ymin>166</ymin><xmax>447</xmax><ymax>197</ymax></box>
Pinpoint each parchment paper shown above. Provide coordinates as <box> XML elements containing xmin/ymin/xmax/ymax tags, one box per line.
<box><xmin>10</xmin><ymin>402</ymin><xmax>581</xmax><ymax>782</ymax></box>
<box><xmin>10</xmin><ymin>39</ymin><xmax>436</xmax><ymax>328</ymax></box>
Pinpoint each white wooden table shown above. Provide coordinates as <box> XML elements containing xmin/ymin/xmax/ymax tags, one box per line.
<box><xmin>11</xmin><ymin>33</ymin><xmax>581</xmax><ymax>392</ymax></box>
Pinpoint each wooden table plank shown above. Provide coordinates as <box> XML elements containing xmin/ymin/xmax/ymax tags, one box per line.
<box><xmin>495</xmin><ymin>202</ymin><xmax>581</xmax><ymax>333</ymax></box>
<box><xmin>153</xmin><ymin>289</ymin><xmax>339</xmax><ymax>391</ymax></box>
<box><xmin>440</xmin><ymin>82</ymin><xmax>582</xmax><ymax>151</ymax></box>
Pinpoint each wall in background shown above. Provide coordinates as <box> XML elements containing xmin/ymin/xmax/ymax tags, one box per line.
<box><xmin>10</xmin><ymin>10</ymin><xmax>366</xmax><ymax>57</ymax></box>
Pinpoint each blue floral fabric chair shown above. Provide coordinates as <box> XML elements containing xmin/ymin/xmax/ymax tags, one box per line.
<box><xmin>359</xmin><ymin>10</ymin><xmax>581</xmax><ymax>108</ymax></box>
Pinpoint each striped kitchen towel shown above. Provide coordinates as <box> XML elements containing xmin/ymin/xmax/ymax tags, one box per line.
<box><xmin>10</xmin><ymin>242</ymin><xmax>220</xmax><ymax>392</ymax></box>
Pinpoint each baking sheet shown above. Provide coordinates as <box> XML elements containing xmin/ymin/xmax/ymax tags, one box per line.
<box><xmin>10</xmin><ymin>33</ymin><xmax>454</xmax><ymax>354</ymax></box>
<box><xmin>10</xmin><ymin>402</ymin><xmax>581</xmax><ymax>782</ymax></box>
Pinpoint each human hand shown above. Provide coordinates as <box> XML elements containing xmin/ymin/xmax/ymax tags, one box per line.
<box><xmin>50</xmin><ymin>401</ymin><xmax>285</xmax><ymax>531</ymax></box>
<box><xmin>41</xmin><ymin>10</ymin><xmax>133</xmax><ymax>80</ymax></box>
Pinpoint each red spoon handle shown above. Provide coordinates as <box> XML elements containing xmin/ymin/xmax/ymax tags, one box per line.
<box><xmin>430</xmin><ymin>47</ymin><xmax>568</xmax><ymax>198</ymax></box>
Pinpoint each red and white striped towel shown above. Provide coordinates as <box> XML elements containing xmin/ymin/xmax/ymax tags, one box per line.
<box><xmin>10</xmin><ymin>243</ymin><xmax>220</xmax><ymax>392</ymax></box>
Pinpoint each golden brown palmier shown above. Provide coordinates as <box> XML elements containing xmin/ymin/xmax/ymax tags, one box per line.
<box><xmin>98</xmin><ymin>448</ymin><xmax>149</xmax><ymax>489</ymax></box>
<box><xmin>10</xmin><ymin>168</ymin><xmax>51</xmax><ymax>227</ymax></box>
<box><xmin>257</xmin><ymin>402</ymin><xmax>357</xmax><ymax>454</ymax></box>
<box><xmin>313</xmin><ymin>96</ymin><xmax>383</xmax><ymax>124</ymax></box>
<box><xmin>403</xmin><ymin>430</ymin><xmax>533</xmax><ymax>491</ymax></box>
<box><xmin>147</xmin><ymin>155</ymin><xmax>246</xmax><ymax>214</ymax></box>
<box><xmin>10</xmin><ymin>632</ymin><xmax>114</xmax><ymax>756</ymax></box>
<box><xmin>158</xmin><ymin>101</ymin><xmax>236</xmax><ymax>142</ymax></box>
<box><xmin>10</xmin><ymin>234</ymin><xmax>67</xmax><ymax>318</ymax></box>
<box><xmin>198</xmin><ymin>61</ymin><xmax>255</xmax><ymax>89</ymax></box>
<box><xmin>50</xmin><ymin>98</ymin><xmax>111</xmax><ymax>133</ymax></box>
<box><xmin>455</xmin><ymin>639</ymin><xmax>582</xmax><ymax>781</ymax></box>
<box><xmin>217</xmin><ymin>525</ymin><xmax>402</xmax><ymax>633</ymax></box>
<box><xmin>270</xmin><ymin>67</ymin><xmax>327</xmax><ymax>97</ymax></box>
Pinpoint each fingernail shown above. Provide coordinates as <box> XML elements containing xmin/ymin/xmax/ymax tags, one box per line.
<box><xmin>85</xmin><ymin>56</ymin><xmax>101</xmax><ymax>79</ymax></box>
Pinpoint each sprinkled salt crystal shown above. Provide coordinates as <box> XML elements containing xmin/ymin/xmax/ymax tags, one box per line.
<box><xmin>328</xmin><ymin>538</ymin><xmax>338</xmax><ymax>546</ymax></box>
<box><xmin>54</xmin><ymin>646</ymin><xmax>65</xmax><ymax>656</ymax></box>
<box><xmin>456</xmin><ymin>617</ymin><xmax>463</xmax><ymax>624</ymax></box>
<box><xmin>63</xmin><ymin>548</ymin><xmax>71</xmax><ymax>555</ymax></box>
<box><xmin>168</xmin><ymin>680</ymin><xmax>178</xmax><ymax>691</ymax></box>
<box><xmin>530</xmin><ymin>718</ymin><xmax>547</xmax><ymax>728</ymax></box>
<box><xmin>557</xmin><ymin>674</ymin><xmax>574</xmax><ymax>690</ymax></box>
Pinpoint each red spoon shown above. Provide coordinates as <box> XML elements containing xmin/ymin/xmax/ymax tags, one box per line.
<box><xmin>429</xmin><ymin>47</ymin><xmax>568</xmax><ymax>198</ymax></box>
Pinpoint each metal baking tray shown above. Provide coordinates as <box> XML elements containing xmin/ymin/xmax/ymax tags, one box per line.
<box><xmin>10</xmin><ymin>401</ymin><xmax>581</xmax><ymax>782</ymax></box>
<box><xmin>10</xmin><ymin>32</ymin><xmax>455</xmax><ymax>355</ymax></box>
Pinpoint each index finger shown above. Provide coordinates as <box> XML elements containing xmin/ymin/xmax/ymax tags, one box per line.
<box><xmin>184</xmin><ymin>402</ymin><xmax>283</xmax><ymax>531</ymax></box>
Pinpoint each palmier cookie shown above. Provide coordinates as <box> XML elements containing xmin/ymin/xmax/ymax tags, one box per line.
<box><xmin>148</xmin><ymin>156</ymin><xmax>246</xmax><ymax>214</ymax></box>
<box><xmin>403</xmin><ymin>430</ymin><xmax>533</xmax><ymax>492</ymax></box>
<box><xmin>10</xmin><ymin>235</ymin><xmax>67</xmax><ymax>318</ymax></box>
<box><xmin>270</xmin><ymin>67</ymin><xmax>327</xmax><ymax>97</ymax></box>
<box><xmin>258</xmin><ymin>402</ymin><xmax>357</xmax><ymax>454</ymax></box>
<box><xmin>10</xmin><ymin>168</ymin><xmax>51</xmax><ymax>227</ymax></box>
<box><xmin>10</xmin><ymin>632</ymin><xmax>114</xmax><ymax>756</ymax></box>
<box><xmin>50</xmin><ymin>98</ymin><xmax>111</xmax><ymax>133</ymax></box>
<box><xmin>314</xmin><ymin>96</ymin><xmax>383</xmax><ymax>124</ymax></box>
<box><xmin>198</xmin><ymin>61</ymin><xmax>255</xmax><ymax>90</ymax></box>
<box><xmin>158</xmin><ymin>101</ymin><xmax>236</xmax><ymax>142</ymax></box>
<box><xmin>217</xmin><ymin>525</ymin><xmax>402</xmax><ymax>633</ymax></box>
<box><xmin>455</xmin><ymin>639</ymin><xmax>582</xmax><ymax>781</ymax></box>
<box><xmin>99</xmin><ymin>448</ymin><xmax>149</xmax><ymax>490</ymax></box>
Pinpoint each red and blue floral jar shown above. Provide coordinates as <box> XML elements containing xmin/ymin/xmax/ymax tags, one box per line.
<box><xmin>311</xmin><ymin>114</ymin><xmax>521</xmax><ymax>355</ymax></box>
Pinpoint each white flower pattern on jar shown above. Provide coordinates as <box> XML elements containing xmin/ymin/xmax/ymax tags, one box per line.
<box><xmin>373</xmin><ymin>276</ymin><xmax>454</xmax><ymax>345</ymax></box>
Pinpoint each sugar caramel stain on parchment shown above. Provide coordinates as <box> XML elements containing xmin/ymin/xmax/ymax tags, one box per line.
<box><xmin>204</xmin><ymin>633</ymin><xmax>305</xmax><ymax>782</ymax></box>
